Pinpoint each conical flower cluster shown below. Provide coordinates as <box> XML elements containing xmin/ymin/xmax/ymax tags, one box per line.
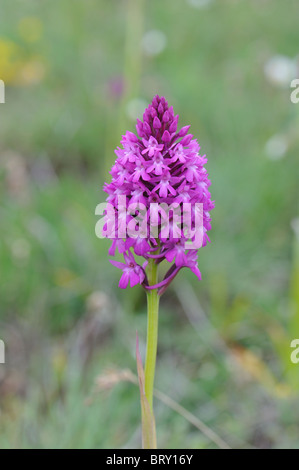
<box><xmin>103</xmin><ymin>95</ymin><xmax>214</xmax><ymax>293</ymax></box>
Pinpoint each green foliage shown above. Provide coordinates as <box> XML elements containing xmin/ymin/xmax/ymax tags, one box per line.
<box><xmin>0</xmin><ymin>0</ymin><xmax>299</xmax><ymax>449</ymax></box>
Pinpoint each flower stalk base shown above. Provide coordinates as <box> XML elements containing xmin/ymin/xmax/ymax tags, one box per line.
<box><xmin>143</xmin><ymin>258</ymin><xmax>159</xmax><ymax>448</ymax></box>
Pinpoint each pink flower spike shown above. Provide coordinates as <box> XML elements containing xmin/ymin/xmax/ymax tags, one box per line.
<box><xmin>104</xmin><ymin>94</ymin><xmax>214</xmax><ymax>291</ymax></box>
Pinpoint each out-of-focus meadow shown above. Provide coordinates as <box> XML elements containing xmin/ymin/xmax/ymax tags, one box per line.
<box><xmin>0</xmin><ymin>0</ymin><xmax>299</xmax><ymax>449</ymax></box>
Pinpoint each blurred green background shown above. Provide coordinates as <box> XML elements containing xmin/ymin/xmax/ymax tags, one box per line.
<box><xmin>0</xmin><ymin>0</ymin><xmax>299</xmax><ymax>449</ymax></box>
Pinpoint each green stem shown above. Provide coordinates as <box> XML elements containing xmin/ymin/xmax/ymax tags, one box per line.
<box><xmin>145</xmin><ymin>258</ymin><xmax>160</xmax><ymax>413</ymax></box>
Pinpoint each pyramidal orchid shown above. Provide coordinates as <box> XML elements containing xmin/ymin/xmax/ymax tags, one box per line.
<box><xmin>102</xmin><ymin>95</ymin><xmax>214</xmax><ymax>448</ymax></box>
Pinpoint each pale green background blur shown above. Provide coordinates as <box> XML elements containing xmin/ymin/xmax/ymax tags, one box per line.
<box><xmin>0</xmin><ymin>0</ymin><xmax>299</xmax><ymax>449</ymax></box>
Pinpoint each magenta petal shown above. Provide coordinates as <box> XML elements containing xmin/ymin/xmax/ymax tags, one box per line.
<box><xmin>110</xmin><ymin>259</ymin><xmax>126</xmax><ymax>270</ymax></box>
<box><xmin>175</xmin><ymin>250</ymin><xmax>184</xmax><ymax>266</ymax></box>
<box><xmin>130</xmin><ymin>271</ymin><xmax>141</xmax><ymax>287</ymax></box>
<box><xmin>190</xmin><ymin>265</ymin><xmax>201</xmax><ymax>280</ymax></box>
<box><xmin>108</xmin><ymin>240</ymin><xmax>117</xmax><ymax>256</ymax></box>
<box><xmin>165</xmin><ymin>249</ymin><xmax>175</xmax><ymax>263</ymax></box>
<box><xmin>123</xmin><ymin>250</ymin><xmax>135</xmax><ymax>265</ymax></box>
<box><xmin>119</xmin><ymin>272</ymin><xmax>130</xmax><ymax>288</ymax></box>
<box><xmin>168</xmin><ymin>185</ymin><xmax>176</xmax><ymax>196</ymax></box>
<box><xmin>159</xmin><ymin>185</ymin><xmax>167</xmax><ymax>198</ymax></box>
<box><xmin>142</xmin><ymin>260</ymin><xmax>148</xmax><ymax>270</ymax></box>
